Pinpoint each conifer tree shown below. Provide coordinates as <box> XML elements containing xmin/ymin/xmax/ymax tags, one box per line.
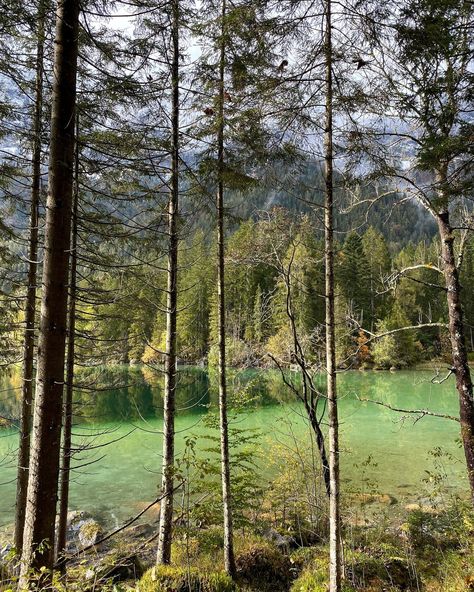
<box><xmin>157</xmin><ymin>0</ymin><xmax>181</xmax><ymax>565</ymax></box>
<box><xmin>14</xmin><ymin>0</ymin><xmax>46</xmax><ymax>556</ymax></box>
<box><xmin>351</xmin><ymin>0</ymin><xmax>474</xmax><ymax>500</ymax></box>
<box><xmin>20</xmin><ymin>0</ymin><xmax>80</xmax><ymax>583</ymax></box>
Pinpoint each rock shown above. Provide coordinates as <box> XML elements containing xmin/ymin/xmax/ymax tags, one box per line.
<box><xmin>67</xmin><ymin>510</ymin><xmax>93</xmax><ymax>529</ymax></box>
<box><xmin>88</xmin><ymin>552</ymin><xmax>144</xmax><ymax>584</ymax></box>
<box><xmin>0</xmin><ymin>544</ymin><xmax>13</xmax><ymax>562</ymax></box>
<box><xmin>102</xmin><ymin>553</ymin><xmax>144</xmax><ymax>582</ymax></box>
<box><xmin>262</xmin><ymin>528</ymin><xmax>295</xmax><ymax>551</ymax></box>
<box><xmin>78</xmin><ymin>518</ymin><xmax>104</xmax><ymax>547</ymax></box>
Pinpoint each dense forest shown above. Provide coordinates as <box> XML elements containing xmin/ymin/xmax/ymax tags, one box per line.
<box><xmin>0</xmin><ymin>0</ymin><xmax>473</xmax><ymax>591</ymax></box>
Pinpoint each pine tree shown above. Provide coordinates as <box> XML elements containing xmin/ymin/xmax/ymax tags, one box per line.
<box><xmin>362</xmin><ymin>226</ymin><xmax>391</xmax><ymax>327</ymax></box>
<box><xmin>338</xmin><ymin>231</ymin><xmax>370</xmax><ymax>323</ymax></box>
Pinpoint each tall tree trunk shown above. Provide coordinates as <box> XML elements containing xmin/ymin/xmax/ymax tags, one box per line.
<box><xmin>217</xmin><ymin>0</ymin><xmax>236</xmax><ymax>578</ymax></box>
<box><xmin>14</xmin><ymin>0</ymin><xmax>45</xmax><ymax>556</ymax></box>
<box><xmin>324</xmin><ymin>1</ymin><xmax>342</xmax><ymax>589</ymax></box>
<box><xmin>56</xmin><ymin>116</ymin><xmax>80</xmax><ymax>567</ymax></box>
<box><xmin>19</xmin><ymin>0</ymin><xmax>80</xmax><ymax>585</ymax></box>
<box><xmin>436</xmin><ymin>171</ymin><xmax>474</xmax><ymax>502</ymax></box>
<box><xmin>156</xmin><ymin>0</ymin><xmax>180</xmax><ymax>565</ymax></box>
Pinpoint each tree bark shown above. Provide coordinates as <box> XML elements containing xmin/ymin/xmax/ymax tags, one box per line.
<box><xmin>436</xmin><ymin>172</ymin><xmax>474</xmax><ymax>501</ymax></box>
<box><xmin>14</xmin><ymin>0</ymin><xmax>45</xmax><ymax>556</ymax></box>
<box><xmin>217</xmin><ymin>0</ymin><xmax>236</xmax><ymax>578</ymax></box>
<box><xmin>324</xmin><ymin>1</ymin><xmax>342</xmax><ymax>589</ymax></box>
<box><xmin>156</xmin><ymin>0</ymin><xmax>180</xmax><ymax>566</ymax></box>
<box><xmin>56</xmin><ymin>116</ymin><xmax>80</xmax><ymax>567</ymax></box>
<box><xmin>19</xmin><ymin>0</ymin><xmax>80</xmax><ymax>585</ymax></box>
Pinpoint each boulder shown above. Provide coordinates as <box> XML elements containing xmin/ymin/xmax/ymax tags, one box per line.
<box><xmin>101</xmin><ymin>552</ymin><xmax>144</xmax><ymax>583</ymax></box>
<box><xmin>262</xmin><ymin>528</ymin><xmax>295</xmax><ymax>551</ymax></box>
<box><xmin>78</xmin><ymin>518</ymin><xmax>104</xmax><ymax>548</ymax></box>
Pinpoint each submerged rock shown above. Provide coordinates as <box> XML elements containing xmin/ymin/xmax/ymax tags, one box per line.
<box><xmin>350</xmin><ymin>493</ymin><xmax>398</xmax><ymax>505</ymax></box>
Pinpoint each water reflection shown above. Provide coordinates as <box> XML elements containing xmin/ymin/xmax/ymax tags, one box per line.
<box><xmin>0</xmin><ymin>365</ymin><xmax>459</xmax><ymax>425</ymax></box>
<box><xmin>0</xmin><ymin>366</ymin><xmax>466</xmax><ymax>528</ymax></box>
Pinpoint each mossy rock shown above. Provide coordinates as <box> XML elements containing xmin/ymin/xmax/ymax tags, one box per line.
<box><xmin>235</xmin><ymin>542</ymin><xmax>293</xmax><ymax>591</ymax></box>
<box><xmin>99</xmin><ymin>552</ymin><xmax>144</xmax><ymax>583</ymax></box>
<box><xmin>138</xmin><ymin>566</ymin><xmax>236</xmax><ymax>592</ymax></box>
<box><xmin>78</xmin><ymin>519</ymin><xmax>103</xmax><ymax>547</ymax></box>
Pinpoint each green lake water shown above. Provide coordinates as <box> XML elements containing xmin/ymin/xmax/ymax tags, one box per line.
<box><xmin>0</xmin><ymin>366</ymin><xmax>467</xmax><ymax>529</ymax></box>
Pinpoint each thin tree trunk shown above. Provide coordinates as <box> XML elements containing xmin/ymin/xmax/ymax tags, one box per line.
<box><xmin>324</xmin><ymin>1</ymin><xmax>342</xmax><ymax>589</ymax></box>
<box><xmin>216</xmin><ymin>0</ymin><xmax>236</xmax><ymax>578</ymax></box>
<box><xmin>14</xmin><ymin>1</ymin><xmax>45</xmax><ymax>556</ymax></box>
<box><xmin>56</xmin><ymin>116</ymin><xmax>80</xmax><ymax>567</ymax></box>
<box><xmin>19</xmin><ymin>0</ymin><xmax>80</xmax><ymax>585</ymax></box>
<box><xmin>306</xmin><ymin>405</ymin><xmax>330</xmax><ymax>496</ymax></box>
<box><xmin>156</xmin><ymin>0</ymin><xmax>180</xmax><ymax>565</ymax></box>
<box><xmin>436</xmin><ymin>172</ymin><xmax>474</xmax><ymax>501</ymax></box>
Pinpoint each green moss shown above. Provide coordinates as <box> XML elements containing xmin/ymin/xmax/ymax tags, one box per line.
<box><xmin>345</xmin><ymin>550</ymin><xmax>418</xmax><ymax>590</ymax></box>
<box><xmin>290</xmin><ymin>555</ymin><xmax>356</xmax><ymax>592</ymax></box>
<box><xmin>138</xmin><ymin>566</ymin><xmax>236</xmax><ymax>592</ymax></box>
<box><xmin>290</xmin><ymin>546</ymin><xmax>418</xmax><ymax>592</ymax></box>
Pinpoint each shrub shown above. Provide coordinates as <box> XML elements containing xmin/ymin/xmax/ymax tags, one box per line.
<box><xmin>290</xmin><ymin>554</ymin><xmax>356</xmax><ymax>592</ymax></box>
<box><xmin>171</xmin><ymin>527</ymin><xmax>224</xmax><ymax>573</ymax></box>
<box><xmin>138</xmin><ymin>566</ymin><xmax>236</xmax><ymax>592</ymax></box>
<box><xmin>405</xmin><ymin>502</ymin><xmax>474</xmax><ymax>554</ymax></box>
<box><xmin>345</xmin><ymin>551</ymin><xmax>418</xmax><ymax>591</ymax></box>
<box><xmin>235</xmin><ymin>542</ymin><xmax>293</xmax><ymax>591</ymax></box>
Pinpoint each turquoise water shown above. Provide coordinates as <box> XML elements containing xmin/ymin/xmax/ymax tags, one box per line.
<box><xmin>0</xmin><ymin>366</ymin><xmax>467</xmax><ymax>528</ymax></box>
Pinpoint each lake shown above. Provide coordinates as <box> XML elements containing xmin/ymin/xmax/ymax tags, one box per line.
<box><xmin>0</xmin><ymin>366</ymin><xmax>467</xmax><ymax>529</ymax></box>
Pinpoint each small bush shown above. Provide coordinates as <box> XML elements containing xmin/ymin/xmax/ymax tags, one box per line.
<box><xmin>290</xmin><ymin>554</ymin><xmax>356</xmax><ymax>592</ymax></box>
<box><xmin>235</xmin><ymin>542</ymin><xmax>293</xmax><ymax>591</ymax></box>
<box><xmin>405</xmin><ymin>502</ymin><xmax>473</xmax><ymax>554</ymax></box>
<box><xmin>345</xmin><ymin>550</ymin><xmax>418</xmax><ymax>591</ymax></box>
<box><xmin>138</xmin><ymin>566</ymin><xmax>236</xmax><ymax>592</ymax></box>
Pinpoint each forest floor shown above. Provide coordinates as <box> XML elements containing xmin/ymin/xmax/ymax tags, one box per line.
<box><xmin>2</xmin><ymin>498</ymin><xmax>473</xmax><ymax>591</ymax></box>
